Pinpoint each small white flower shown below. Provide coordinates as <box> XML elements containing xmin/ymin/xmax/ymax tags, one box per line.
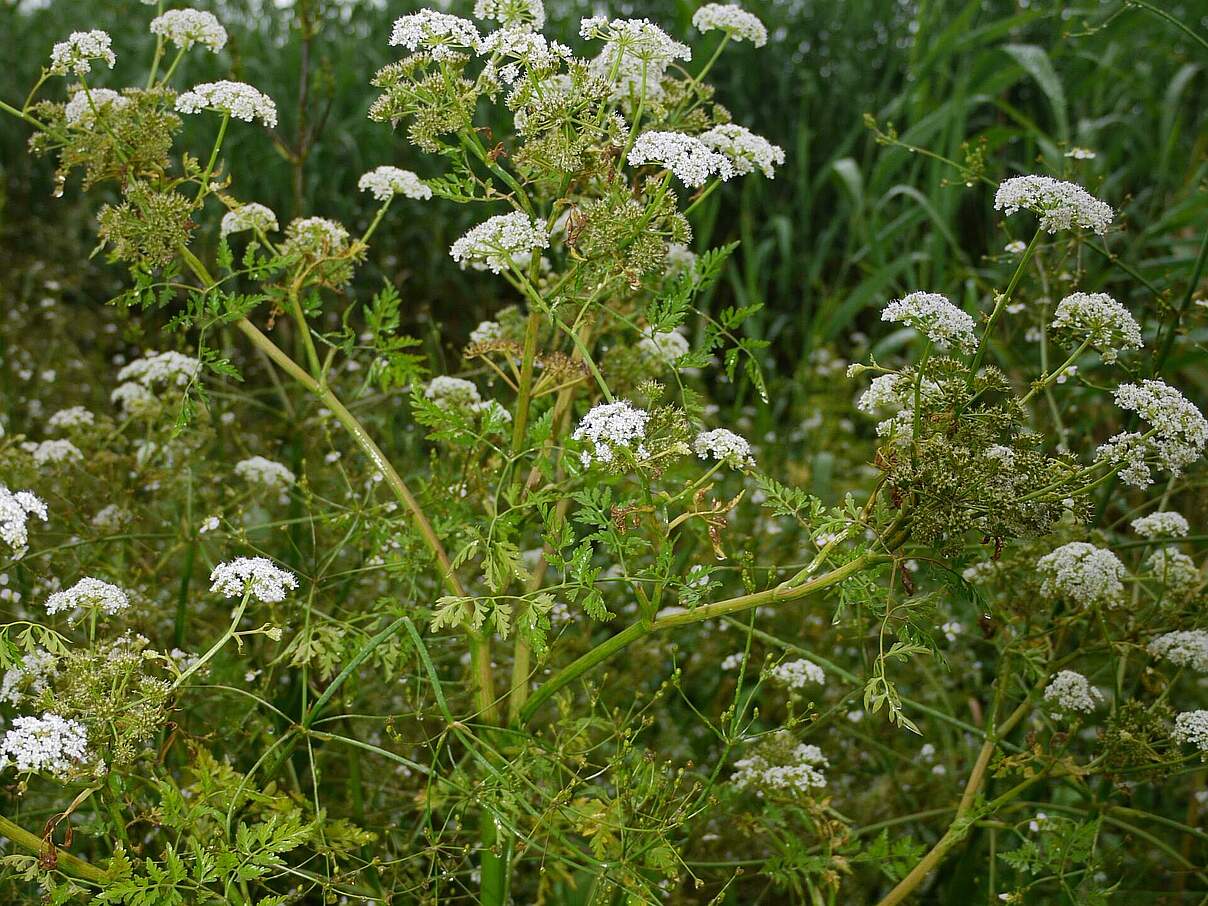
<box><xmin>1043</xmin><ymin>670</ymin><xmax>1102</xmax><ymax>713</ymax></box>
<box><xmin>1064</xmin><ymin>147</ymin><xmax>1096</xmax><ymax>160</ymax></box>
<box><xmin>0</xmin><ymin>713</ymin><xmax>89</xmax><ymax>777</ymax></box>
<box><xmin>47</xmin><ymin>406</ymin><xmax>95</xmax><ymax>431</ymax></box>
<box><xmin>199</xmin><ymin>515</ymin><xmax>221</xmax><ymax>534</ymax></box>
<box><xmin>1130</xmin><ymin>511</ymin><xmax>1190</xmax><ymax>539</ymax></box>
<box><xmin>45</xmin><ymin>577</ymin><xmax>130</xmax><ymax>616</ymax></box>
<box><xmin>282</xmin><ymin>217</ymin><xmax>350</xmax><ymax>256</ymax></box>
<box><xmin>357</xmin><ymin>166</ymin><xmax>433</xmax><ymax>202</ymax></box>
<box><xmin>1109</xmin><ymin>380</ymin><xmax>1208</xmax><ymax>481</ymax></box>
<box><xmin>210</xmin><ymin>557</ymin><xmax>298</xmax><ymax>603</ymax></box>
<box><xmin>994</xmin><ymin>175</ymin><xmax>1113</xmax><ymax>235</ymax></box>
<box><xmin>176</xmin><ymin>81</ymin><xmax>277</xmax><ymax>127</ymax></box>
<box><xmin>639</xmin><ymin>330</ymin><xmax>690</xmax><ymax>365</ymax></box>
<box><xmin>769</xmin><ymin>658</ymin><xmax>825</xmax><ymax>689</ymax></box>
<box><xmin>1036</xmin><ymin>542</ymin><xmax>1125</xmax><ymax>607</ymax></box>
<box><xmin>664</xmin><ymin>243</ymin><xmax>698</xmax><ymax>279</ymax></box>
<box><xmin>1145</xmin><ymin>547</ymin><xmax>1198</xmax><ymax>593</ymax></box>
<box><xmin>628</xmin><ymin>131</ymin><xmax>734</xmax><ymax>188</ymax></box>
<box><xmin>1050</xmin><ymin>292</ymin><xmax>1142</xmax><ymax>363</ymax></box>
<box><xmin>117</xmin><ymin>350</ymin><xmax>201</xmax><ymax>388</ymax></box>
<box><xmin>150</xmin><ymin>9</ymin><xmax>228</xmax><ymax>52</ymax></box>
<box><xmin>691</xmin><ymin>4</ymin><xmax>768</xmax><ymax>46</ymax></box>
<box><xmin>49</xmin><ymin>30</ymin><xmax>116</xmax><ymax>76</ymax></box>
<box><xmin>0</xmin><ymin>487</ymin><xmax>48</xmax><ymax>559</ymax></box>
<box><xmin>699</xmin><ymin>124</ymin><xmax>784</xmax><ymax>178</ymax></box>
<box><xmin>1172</xmin><ymin>710</ymin><xmax>1208</xmax><ymax>751</ymax></box>
<box><xmin>1004</xmin><ymin>240</ymin><xmax>1027</xmax><ymax>254</ymax></box>
<box><xmin>220</xmin><ymin>203</ymin><xmax>279</xmax><ymax>238</ymax></box>
<box><xmin>572</xmin><ymin>401</ymin><xmax>650</xmax><ymax>468</ymax></box>
<box><xmin>469</xmin><ymin>320</ymin><xmax>503</xmax><ymax>344</ymax></box>
<box><xmin>424</xmin><ymin>376</ymin><xmax>483</xmax><ymax>409</ymax></box>
<box><xmin>389</xmin><ymin>11</ymin><xmax>481</xmax><ymax>60</ymax></box>
<box><xmin>474</xmin><ymin>0</ymin><xmax>545</xmax><ymax>28</ymax></box>
<box><xmin>64</xmin><ymin>88</ymin><xmax>129</xmax><ymax>126</ymax></box>
<box><xmin>694</xmin><ymin>428</ymin><xmax>756</xmax><ymax>469</ymax></box>
<box><xmin>235</xmin><ymin>456</ymin><xmax>296</xmax><ymax>491</ymax></box>
<box><xmin>1148</xmin><ymin>630</ymin><xmax>1208</xmax><ymax>673</ymax></box>
<box><xmin>450</xmin><ymin>212</ymin><xmax>549</xmax><ymax>274</ymax></box>
<box><xmin>881</xmin><ymin>292</ymin><xmax>977</xmax><ymax>353</ymax></box>
<box><xmin>31</xmin><ymin>439</ymin><xmax>83</xmax><ymax>467</ymax></box>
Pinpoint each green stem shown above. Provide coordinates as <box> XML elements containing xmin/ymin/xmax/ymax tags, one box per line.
<box><xmin>0</xmin><ymin>814</ymin><xmax>106</xmax><ymax>882</ymax></box>
<box><xmin>173</xmin><ymin>596</ymin><xmax>249</xmax><ymax>690</ymax></box>
<box><xmin>519</xmin><ymin>552</ymin><xmax>887</xmax><ymax>724</ymax></box>
<box><xmin>176</xmin><ymin>245</ymin><xmax>497</xmax><ymax>721</ymax></box>
<box><xmin>968</xmin><ymin>227</ymin><xmax>1042</xmax><ymax>379</ymax></box>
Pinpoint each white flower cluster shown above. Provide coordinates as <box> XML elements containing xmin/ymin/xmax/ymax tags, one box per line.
<box><xmin>993</xmin><ymin>175</ymin><xmax>1113</xmax><ymax>235</ymax></box>
<box><xmin>665</xmin><ymin>243</ymin><xmax>698</xmax><ymax>279</ymax></box>
<box><xmin>117</xmin><ymin>350</ymin><xmax>200</xmax><ymax>387</ymax></box>
<box><xmin>699</xmin><ymin>124</ymin><xmax>784</xmax><ymax>178</ymax></box>
<box><xmin>0</xmin><ymin>650</ymin><xmax>56</xmax><ymax>706</ymax></box>
<box><xmin>45</xmin><ymin>577</ymin><xmax>130</xmax><ymax>616</ymax></box>
<box><xmin>573</xmin><ymin>401</ymin><xmax>651</xmax><ymax>468</ymax></box>
<box><xmin>176</xmin><ymin>81</ymin><xmax>278</xmax><ymax>127</ymax></box>
<box><xmin>581</xmin><ymin>17</ymin><xmax>691</xmax><ymax>99</ymax></box>
<box><xmin>1131</xmin><ymin>511</ymin><xmax>1190</xmax><ymax>539</ymax></box>
<box><xmin>235</xmin><ymin>456</ymin><xmax>296</xmax><ymax>490</ymax></box>
<box><xmin>691</xmin><ymin>4</ymin><xmax>768</xmax><ymax>46</ymax></box>
<box><xmin>882</xmin><ymin>292</ymin><xmax>977</xmax><ymax>353</ymax></box>
<box><xmin>358</xmin><ymin>166</ymin><xmax>432</xmax><ymax>202</ymax></box>
<box><xmin>474</xmin><ymin>0</ymin><xmax>545</xmax><ymax>28</ymax></box>
<box><xmin>1036</xmin><ymin>542</ymin><xmax>1125</xmax><ymax>607</ymax></box>
<box><xmin>49</xmin><ymin>30</ymin><xmax>115</xmax><ymax>76</ymax></box>
<box><xmin>450</xmin><ymin>212</ymin><xmax>549</xmax><ymax>274</ymax></box>
<box><xmin>1145</xmin><ymin>547</ymin><xmax>1198</xmax><ymax>593</ymax></box>
<box><xmin>694</xmin><ymin>428</ymin><xmax>756</xmax><ymax>469</ymax></box>
<box><xmin>424</xmin><ymin>376</ymin><xmax>483</xmax><ymax>409</ymax></box>
<box><xmin>1148</xmin><ymin>630</ymin><xmax>1208</xmax><ymax>673</ymax></box>
<box><xmin>31</xmin><ymin>439</ymin><xmax>83</xmax><ymax>467</ymax></box>
<box><xmin>220</xmin><ymin>203</ymin><xmax>279</xmax><ymax>238</ymax></box>
<box><xmin>1172</xmin><ymin>710</ymin><xmax>1208</xmax><ymax>751</ymax></box>
<box><xmin>0</xmin><ymin>486</ymin><xmax>48</xmax><ymax>558</ymax></box>
<box><xmin>638</xmin><ymin>330</ymin><xmax>690</xmax><ymax>365</ymax></box>
<box><xmin>769</xmin><ymin>658</ymin><xmax>825</xmax><ymax>689</ymax></box>
<box><xmin>47</xmin><ymin>406</ymin><xmax>95</xmax><ymax>431</ymax></box>
<box><xmin>477</xmin><ymin>29</ymin><xmax>572</xmax><ymax>80</ymax></box>
<box><xmin>469</xmin><ymin>320</ymin><xmax>503</xmax><ymax>344</ymax></box>
<box><xmin>389</xmin><ymin>11</ymin><xmax>481</xmax><ymax>60</ymax></box>
<box><xmin>628</xmin><ymin>131</ymin><xmax>734</xmax><ymax>188</ymax></box>
<box><xmin>65</xmin><ymin>88</ymin><xmax>129</xmax><ymax>126</ymax></box>
<box><xmin>0</xmin><ymin>713</ymin><xmax>89</xmax><ymax>777</ymax></box>
<box><xmin>732</xmin><ymin>737</ymin><xmax>828</xmax><ymax>796</ymax></box>
<box><xmin>1050</xmin><ymin>292</ymin><xmax>1142</xmax><ymax>363</ymax></box>
<box><xmin>150</xmin><ymin>9</ymin><xmax>228</xmax><ymax>52</ymax></box>
<box><xmin>1043</xmin><ymin>670</ymin><xmax>1102</xmax><ymax>714</ymax></box>
<box><xmin>283</xmin><ymin>217</ymin><xmax>350</xmax><ymax>255</ymax></box>
<box><xmin>1115</xmin><ymin>380</ymin><xmax>1207</xmax><ymax>475</ymax></box>
<box><xmin>210</xmin><ymin>557</ymin><xmax>298</xmax><ymax>604</ymax></box>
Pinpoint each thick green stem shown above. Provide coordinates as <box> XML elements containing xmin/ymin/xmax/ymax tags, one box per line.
<box><xmin>0</xmin><ymin>814</ymin><xmax>106</xmax><ymax>882</ymax></box>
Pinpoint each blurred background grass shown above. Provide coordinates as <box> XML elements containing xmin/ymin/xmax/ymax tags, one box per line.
<box><xmin>1</xmin><ymin>0</ymin><xmax>1205</xmax><ymax>415</ymax></box>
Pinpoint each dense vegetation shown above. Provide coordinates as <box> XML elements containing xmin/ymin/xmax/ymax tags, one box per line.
<box><xmin>0</xmin><ymin>0</ymin><xmax>1205</xmax><ymax>903</ymax></box>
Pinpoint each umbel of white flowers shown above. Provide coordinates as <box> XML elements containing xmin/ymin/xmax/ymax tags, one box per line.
<box><xmin>210</xmin><ymin>558</ymin><xmax>298</xmax><ymax>604</ymax></box>
<box><xmin>0</xmin><ymin>485</ymin><xmax>49</xmax><ymax>559</ymax></box>
<box><xmin>0</xmin><ymin>713</ymin><xmax>90</xmax><ymax>777</ymax></box>
<box><xmin>994</xmin><ymin>175</ymin><xmax>1113</xmax><ymax>235</ymax></box>
<box><xmin>44</xmin><ymin>577</ymin><xmax>131</xmax><ymax>616</ymax></box>
<box><xmin>1036</xmin><ymin>542</ymin><xmax>1125</xmax><ymax>608</ymax></box>
<box><xmin>1043</xmin><ymin>670</ymin><xmax>1102</xmax><ymax>714</ymax></box>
